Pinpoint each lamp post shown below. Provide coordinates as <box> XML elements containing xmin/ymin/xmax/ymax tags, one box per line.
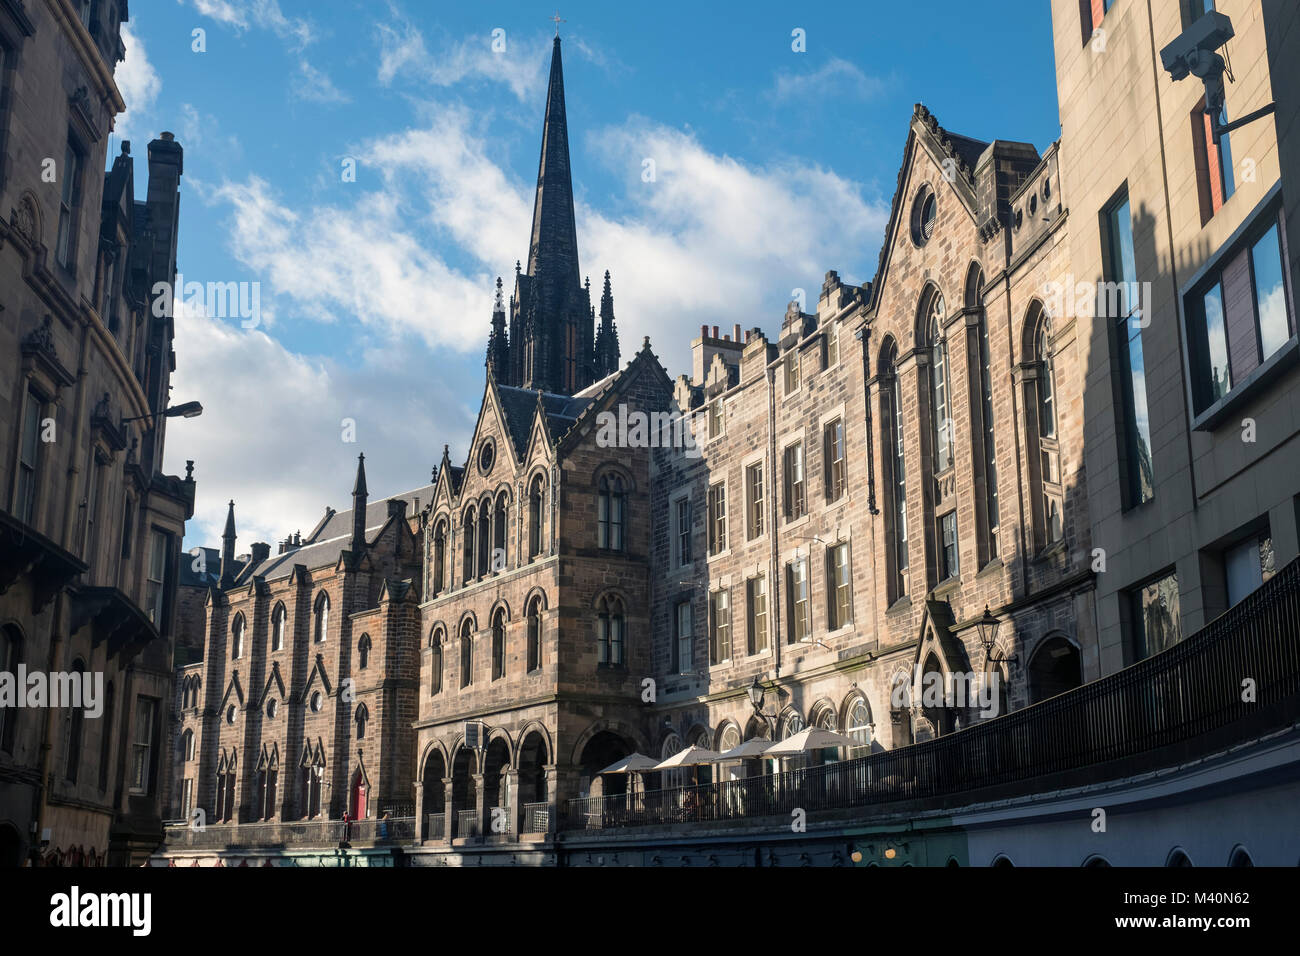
<box><xmin>976</xmin><ymin>605</ymin><xmax>1016</xmax><ymax>667</ymax></box>
<box><xmin>120</xmin><ymin>400</ymin><xmax>204</xmax><ymax>425</ymax></box>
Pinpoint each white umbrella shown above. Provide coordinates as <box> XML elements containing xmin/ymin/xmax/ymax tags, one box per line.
<box><xmin>712</xmin><ymin>739</ymin><xmax>773</xmax><ymax>762</ymax></box>
<box><xmin>764</xmin><ymin>727</ymin><xmax>859</xmax><ymax>757</ymax></box>
<box><xmin>597</xmin><ymin>753</ymin><xmax>660</xmax><ymax>775</ymax></box>
<box><xmin>652</xmin><ymin>745</ymin><xmax>723</xmax><ymax>769</ymax></box>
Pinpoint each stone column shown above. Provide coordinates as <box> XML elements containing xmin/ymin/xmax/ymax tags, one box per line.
<box><xmin>442</xmin><ymin>779</ymin><xmax>454</xmax><ymax>844</ymax></box>
<box><xmin>501</xmin><ymin>768</ymin><xmax>520</xmax><ymax>839</ymax></box>
<box><xmin>411</xmin><ymin>779</ymin><xmax>423</xmax><ymax>841</ymax></box>
<box><xmin>472</xmin><ymin>772</ymin><xmax>486</xmax><ymax>838</ymax></box>
<box><xmin>544</xmin><ymin>764</ymin><xmax>561</xmax><ymax>833</ymax></box>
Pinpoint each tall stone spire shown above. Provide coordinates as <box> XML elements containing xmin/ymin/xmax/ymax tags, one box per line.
<box><xmin>351</xmin><ymin>453</ymin><xmax>368</xmax><ymax>555</ymax></box>
<box><xmin>594</xmin><ymin>269</ymin><xmax>621</xmax><ymax>377</ymax></box>
<box><xmin>527</xmin><ymin>36</ymin><xmax>580</xmax><ymax>290</ymax></box>
<box><xmin>220</xmin><ymin>500</ymin><xmax>237</xmax><ymax>587</ymax></box>
<box><xmin>486</xmin><ymin>277</ymin><xmax>511</xmax><ymax>382</ymax></box>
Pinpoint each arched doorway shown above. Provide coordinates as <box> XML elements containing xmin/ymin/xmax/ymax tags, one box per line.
<box><xmin>349</xmin><ymin>769</ymin><xmax>367</xmax><ymax>820</ymax></box>
<box><xmin>420</xmin><ymin>749</ymin><xmax>446</xmax><ymax>840</ymax></box>
<box><xmin>578</xmin><ymin>730</ymin><xmax>631</xmax><ymax>799</ymax></box>
<box><xmin>0</xmin><ymin>823</ymin><xmax>23</xmax><ymax>867</ymax></box>
<box><xmin>482</xmin><ymin>737</ymin><xmax>512</xmax><ymax>837</ymax></box>
<box><xmin>1027</xmin><ymin>636</ymin><xmax>1082</xmax><ymax>704</ymax></box>
<box><xmin>920</xmin><ymin>653</ymin><xmax>955</xmax><ymax>736</ymax></box>
<box><xmin>451</xmin><ymin>747</ymin><xmax>478</xmax><ymax>838</ymax></box>
<box><xmin>518</xmin><ymin>731</ymin><xmax>549</xmax><ymax>832</ymax></box>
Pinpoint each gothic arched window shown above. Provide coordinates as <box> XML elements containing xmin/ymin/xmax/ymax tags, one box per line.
<box><xmin>598</xmin><ymin>474</ymin><xmax>625</xmax><ymax>551</ymax></box>
<box><xmin>459</xmin><ymin>619</ymin><xmax>474</xmax><ymax>688</ymax></box>
<box><xmin>271</xmin><ymin>603</ymin><xmax>286</xmax><ymax>652</ymax></box>
<box><xmin>493</xmin><ymin>493</ymin><xmax>508</xmax><ymax>572</ymax></box>
<box><xmin>477</xmin><ymin>499</ymin><xmax>491</xmax><ymax>578</ymax></box>
<box><xmin>1032</xmin><ymin>306</ymin><xmax>1063</xmax><ymax>548</ymax></box>
<box><xmin>596</xmin><ymin>595</ymin><xmax>625</xmax><ymax>667</ymax></box>
<box><xmin>431</xmin><ymin>519</ymin><xmax>447</xmax><ymax>597</ymax></box>
<box><xmin>528</xmin><ymin>475</ymin><xmax>544</xmax><ymax>560</ymax></box>
<box><xmin>357</xmin><ymin>633</ymin><xmax>371</xmax><ymax>670</ymax></box>
<box><xmin>880</xmin><ymin>339</ymin><xmax>908</xmax><ymax>603</ymax></box>
<box><xmin>463</xmin><ymin>506</ymin><xmax>477</xmax><ymax>582</ymax></box>
<box><xmin>491</xmin><ymin>608</ymin><xmax>506</xmax><ymax>681</ymax></box>
<box><xmin>925</xmin><ymin>291</ymin><xmax>953</xmax><ymax>474</ymax></box>
<box><xmin>313</xmin><ymin>592</ymin><xmax>329</xmax><ymax>644</ymax></box>
<box><xmin>231</xmin><ymin>613</ymin><xmax>245</xmax><ymax>660</ymax></box>
<box><xmin>429</xmin><ymin>627</ymin><xmax>444</xmax><ymax>696</ymax></box>
<box><xmin>527</xmin><ymin>595</ymin><xmax>543</xmax><ymax>672</ymax></box>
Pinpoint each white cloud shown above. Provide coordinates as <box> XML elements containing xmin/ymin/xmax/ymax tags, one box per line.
<box><xmin>292</xmin><ymin>59</ymin><xmax>350</xmax><ymax>104</ymax></box>
<box><xmin>207</xmin><ymin>175</ymin><xmax>491</xmax><ymax>350</ymax></box>
<box><xmin>188</xmin><ymin>0</ymin><xmax>315</xmax><ymax>49</ymax></box>
<box><xmin>116</xmin><ymin>24</ymin><xmax>161</xmax><ymax>143</ymax></box>
<box><xmin>770</xmin><ymin>57</ymin><xmax>890</xmax><ymax>104</ymax></box>
<box><xmin>375</xmin><ymin>10</ymin><xmax>549</xmax><ymax>101</ymax></box>
<box><xmin>164</xmin><ymin>304</ymin><xmax>472</xmax><ymax>550</ymax></box>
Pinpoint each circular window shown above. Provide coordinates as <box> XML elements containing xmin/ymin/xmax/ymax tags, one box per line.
<box><xmin>1029</xmin><ymin>193</ymin><xmax>1038</xmax><ymax>217</ymax></box>
<box><xmin>225</xmin><ymin>705</ymin><xmax>236</xmax><ymax>725</ymax></box>
<box><xmin>478</xmin><ymin>440</ymin><xmax>495</xmax><ymax>475</ymax></box>
<box><xmin>266</xmin><ymin>698</ymin><xmax>278</xmax><ymax>719</ymax></box>
<box><xmin>1042</xmin><ymin>178</ymin><xmax>1052</xmax><ymax>201</ymax></box>
<box><xmin>910</xmin><ymin>186</ymin><xmax>937</xmax><ymax>246</ymax></box>
<box><xmin>309</xmin><ymin>691</ymin><xmax>323</xmax><ymax>713</ymax></box>
<box><xmin>1014</xmin><ymin>208</ymin><xmax>1023</xmax><ymax>231</ymax></box>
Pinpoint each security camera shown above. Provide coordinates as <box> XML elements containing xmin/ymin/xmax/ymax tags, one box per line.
<box><xmin>1160</xmin><ymin>11</ymin><xmax>1234</xmax><ymax>81</ymax></box>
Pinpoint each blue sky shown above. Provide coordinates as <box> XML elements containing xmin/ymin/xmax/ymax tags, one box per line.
<box><xmin>115</xmin><ymin>0</ymin><xmax>1061</xmax><ymax>550</ymax></box>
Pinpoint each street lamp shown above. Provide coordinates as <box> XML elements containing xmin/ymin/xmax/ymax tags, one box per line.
<box><xmin>121</xmin><ymin>400</ymin><xmax>203</xmax><ymax>424</ymax></box>
<box><xmin>976</xmin><ymin>605</ymin><xmax>1017</xmax><ymax>667</ymax></box>
<box><xmin>747</xmin><ymin>676</ymin><xmax>779</xmax><ymax>719</ymax></box>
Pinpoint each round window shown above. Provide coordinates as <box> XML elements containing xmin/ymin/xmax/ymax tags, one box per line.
<box><xmin>225</xmin><ymin>705</ymin><xmax>236</xmax><ymax>725</ymax></box>
<box><xmin>478</xmin><ymin>440</ymin><xmax>495</xmax><ymax>475</ymax></box>
<box><xmin>310</xmin><ymin>691</ymin><xmax>323</xmax><ymax>713</ymax></box>
<box><xmin>266</xmin><ymin>698</ymin><xmax>278</xmax><ymax>719</ymax></box>
<box><xmin>911</xmin><ymin>186</ymin><xmax>937</xmax><ymax>246</ymax></box>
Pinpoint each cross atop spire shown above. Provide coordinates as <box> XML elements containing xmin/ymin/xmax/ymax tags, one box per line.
<box><xmin>551</xmin><ymin>11</ymin><xmax>565</xmax><ymax>37</ymax></box>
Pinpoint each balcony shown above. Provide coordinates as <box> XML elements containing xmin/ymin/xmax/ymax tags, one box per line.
<box><xmin>565</xmin><ymin>556</ymin><xmax>1300</xmax><ymax>832</ymax></box>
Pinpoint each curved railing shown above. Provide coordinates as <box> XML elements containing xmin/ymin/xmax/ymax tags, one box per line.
<box><xmin>565</xmin><ymin>557</ymin><xmax>1300</xmax><ymax>831</ymax></box>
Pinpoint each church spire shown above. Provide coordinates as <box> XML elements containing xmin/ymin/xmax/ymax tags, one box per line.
<box><xmin>486</xmin><ymin>277</ymin><xmax>511</xmax><ymax>382</ymax></box>
<box><xmin>351</xmin><ymin>453</ymin><xmax>368</xmax><ymax>555</ymax></box>
<box><xmin>220</xmin><ymin>500</ymin><xmax>237</xmax><ymax>587</ymax></box>
<box><xmin>527</xmin><ymin>35</ymin><xmax>580</xmax><ymax>291</ymax></box>
<box><xmin>594</xmin><ymin>269</ymin><xmax>620</xmax><ymax>377</ymax></box>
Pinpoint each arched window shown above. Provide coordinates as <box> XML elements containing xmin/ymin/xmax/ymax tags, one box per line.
<box><xmin>477</xmin><ymin>500</ymin><xmax>491</xmax><ymax>577</ymax></box>
<box><xmin>924</xmin><ymin>290</ymin><xmax>953</xmax><ymax>474</ymax></box>
<box><xmin>431</xmin><ymin>519</ymin><xmax>447</xmax><ymax>597</ymax></box>
<box><xmin>355</xmin><ymin>704</ymin><xmax>368</xmax><ymax>740</ymax></box>
<box><xmin>65</xmin><ymin>659</ymin><xmax>86</xmax><ymax>783</ymax></box>
<box><xmin>880</xmin><ymin>340</ymin><xmax>908</xmax><ymax>603</ymax></box>
<box><xmin>598</xmin><ymin>474</ymin><xmax>625</xmax><ymax>551</ymax></box>
<box><xmin>181</xmin><ymin>729</ymin><xmax>195</xmax><ymax>762</ymax></box>
<box><xmin>526</xmin><ymin>596</ymin><xmax>543</xmax><ymax>672</ymax></box>
<box><xmin>845</xmin><ymin>696</ymin><xmax>872</xmax><ymax>756</ymax></box>
<box><xmin>271</xmin><ymin>604</ymin><xmax>285</xmax><ymax>652</ymax></box>
<box><xmin>491</xmin><ymin>608</ymin><xmax>506</xmax><ymax>681</ymax></box>
<box><xmin>493</xmin><ymin>494</ymin><xmax>507</xmax><ymax>572</ymax></box>
<box><xmin>661</xmin><ymin>732</ymin><xmax>684</xmax><ymax>789</ymax></box>
<box><xmin>459</xmin><ymin>620</ymin><xmax>473</xmax><ymax>688</ymax></box>
<box><xmin>313</xmin><ymin>592</ymin><xmax>329</xmax><ymax>644</ymax></box>
<box><xmin>967</xmin><ymin>265</ymin><xmax>999</xmax><ymax>564</ymax></box>
<box><xmin>0</xmin><ymin>626</ymin><xmax>21</xmax><ymax>753</ymax></box>
<box><xmin>429</xmin><ymin>627</ymin><xmax>444</xmax><ymax>696</ymax></box>
<box><xmin>528</xmin><ymin>475</ymin><xmax>544</xmax><ymax>560</ymax></box>
<box><xmin>596</xmin><ymin>595</ymin><xmax>625</xmax><ymax>667</ymax></box>
<box><xmin>463</xmin><ymin>506</ymin><xmax>477</xmax><ymax>582</ymax></box>
<box><xmin>1033</xmin><ymin>310</ymin><xmax>1063</xmax><ymax>547</ymax></box>
<box><xmin>357</xmin><ymin>633</ymin><xmax>371</xmax><ymax>670</ymax></box>
<box><xmin>231</xmin><ymin>613</ymin><xmax>245</xmax><ymax>660</ymax></box>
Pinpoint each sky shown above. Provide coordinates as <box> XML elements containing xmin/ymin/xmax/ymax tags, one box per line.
<box><xmin>114</xmin><ymin>0</ymin><xmax>1062</xmax><ymax>551</ymax></box>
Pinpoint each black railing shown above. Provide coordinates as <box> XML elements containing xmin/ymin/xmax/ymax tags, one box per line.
<box><xmin>565</xmin><ymin>557</ymin><xmax>1300</xmax><ymax>831</ymax></box>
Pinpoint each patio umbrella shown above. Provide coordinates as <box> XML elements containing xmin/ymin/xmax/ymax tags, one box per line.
<box><xmin>654</xmin><ymin>745</ymin><xmax>724</xmax><ymax>790</ymax></box>
<box><xmin>712</xmin><ymin>739</ymin><xmax>773</xmax><ymax>762</ymax></box>
<box><xmin>763</xmin><ymin>727</ymin><xmax>859</xmax><ymax>757</ymax></box>
<box><xmin>597</xmin><ymin>753</ymin><xmax>660</xmax><ymax>774</ymax></box>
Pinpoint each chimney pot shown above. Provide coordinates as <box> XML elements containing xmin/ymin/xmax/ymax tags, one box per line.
<box><xmin>712</xmin><ymin>325</ymin><xmax>719</xmax><ymax>338</ymax></box>
<box><xmin>733</xmin><ymin>323</ymin><xmax>742</xmax><ymax>341</ymax></box>
<box><xmin>701</xmin><ymin>324</ymin><xmax>708</xmax><ymax>338</ymax></box>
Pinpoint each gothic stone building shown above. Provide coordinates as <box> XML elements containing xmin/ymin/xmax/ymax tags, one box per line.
<box><xmin>0</xmin><ymin>0</ymin><xmax>194</xmax><ymax>866</ymax></box>
<box><xmin>170</xmin><ymin>463</ymin><xmax>428</xmax><ymax>828</ymax></box>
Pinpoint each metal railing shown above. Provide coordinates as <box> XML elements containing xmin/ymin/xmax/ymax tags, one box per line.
<box><xmin>425</xmin><ymin>813</ymin><xmax>446</xmax><ymax>841</ymax></box>
<box><xmin>565</xmin><ymin>557</ymin><xmax>1300</xmax><ymax>831</ymax></box>
<box><xmin>456</xmin><ymin>809</ymin><xmax>481</xmax><ymax>839</ymax></box>
<box><xmin>521</xmin><ymin>802</ymin><xmax>551</xmax><ymax>834</ymax></box>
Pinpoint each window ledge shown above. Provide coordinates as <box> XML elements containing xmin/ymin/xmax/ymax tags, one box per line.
<box><xmin>706</xmin><ymin>549</ymin><xmax>732</xmax><ymax>562</ymax></box>
<box><xmin>885</xmin><ymin>595</ymin><xmax>912</xmax><ymax>618</ymax></box>
<box><xmin>1191</xmin><ymin>336</ymin><xmax>1300</xmax><ymax>432</ymax></box>
<box><xmin>932</xmin><ymin>577</ymin><xmax>962</xmax><ymax>600</ymax></box>
<box><xmin>976</xmin><ymin>558</ymin><xmax>1005</xmax><ymax>580</ymax></box>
